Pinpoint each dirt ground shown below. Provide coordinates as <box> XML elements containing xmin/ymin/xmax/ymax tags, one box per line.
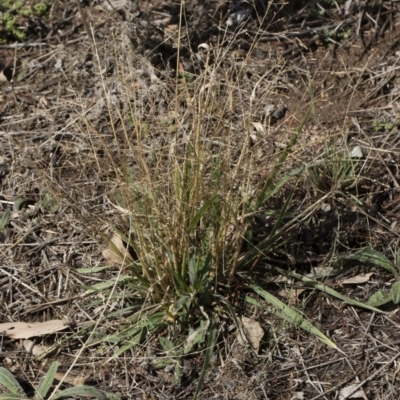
<box><xmin>2</xmin><ymin>1</ymin><xmax>400</xmax><ymax>399</ymax></box>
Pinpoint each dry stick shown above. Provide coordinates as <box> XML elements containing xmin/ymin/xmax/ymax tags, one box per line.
<box><xmin>310</xmin><ymin>352</ymin><xmax>400</xmax><ymax>400</ymax></box>
<box><xmin>341</xmin><ymin>351</ymin><xmax>400</xmax><ymax>400</ymax></box>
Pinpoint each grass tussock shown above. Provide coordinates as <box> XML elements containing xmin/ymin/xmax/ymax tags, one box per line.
<box><xmin>32</xmin><ymin>24</ymin><xmax>390</xmax><ymax>397</ymax></box>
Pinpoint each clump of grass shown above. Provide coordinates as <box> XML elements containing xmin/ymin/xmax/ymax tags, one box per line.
<box><xmin>308</xmin><ymin>144</ymin><xmax>360</xmax><ymax>192</ymax></box>
<box><xmin>56</xmin><ymin>27</ymin><xmax>384</xmax><ymax>398</ymax></box>
<box><xmin>0</xmin><ymin>363</ymin><xmax>119</xmax><ymax>400</ymax></box>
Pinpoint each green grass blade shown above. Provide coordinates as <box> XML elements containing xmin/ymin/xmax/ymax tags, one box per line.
<box><xmin>0</xmin><ymin>367</ymin><xmax>25</xmax><ymax>395</ymax></box>
<box><xmin>247</xmin><ymin>283</ymin><xmax>338</xmax><ymax>349</ymax></box>
<box><xmin>267</xmin><ymin>174</ymin><xmax>299</xmax><ymax>240</ymax></box>
<box><xmin>188</xmin><ymin>195</ymin><xmax>220</xmax><ymax>233</ymax></box>
<box><xmin>84</xmin><ymin>276</ymin><xmax>131</xmax><ymax>294</ymax></box>
<box><xmin>279</xmin><ymin>268</ymin><xmax>384</xmax><ymax>313</ymax></box>
<box><xmin>36</xmin><ymin>362</ymin><xmax>58</xmax><ymax>399</ymax></box>
<box><xmin>115</xmin><ymin>332</ymin><xmax>143</xmax><ymax>356</ymax></box>
<box><xmin>194</xmin><ymin>312</ymin><xmax>217</xmax><ymax>400</ymax></box>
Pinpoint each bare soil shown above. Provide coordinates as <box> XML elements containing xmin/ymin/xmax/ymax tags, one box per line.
<box><xmin>2</xmin><ymin>1</ymin><xmax>400</xmax><ymax>399</ymax></box>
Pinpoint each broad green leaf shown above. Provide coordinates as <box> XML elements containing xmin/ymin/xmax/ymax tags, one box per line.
<box><xmin>342</xmin><ymin>249</ymin><xmax>397</xmax><ymax>276</ymax></box>
<box><xmin>247</xmin><ymin>284</ymin><xmax>337</xmax><ymax>349</ymax></box>
<box><xmin>75</xmin><ymin>266</ymin><xmax>111</xmax><ymax>274</ymax></box>
<box><xmin>115</xmin><ymin>332</ymin><xmax>143</xmax><ymax>356</ymax></box>
<box><xmin>392</xmin><ymin>282</ymin><xmax>400</xmax><ymax>305</ymax></box>
<box><xmin>0</xmin><ymin>367</ymin><xmax>24</xmax><ymax>395</ymax></box>
<box><xmin>194</xmin><ymin>313</ymin><xmax>217</xmax><ymax>400</ymax></box>
<box><xmin>52</xmin><ymin>385</ymin><xmax>119</xmax><ymax>400</ymax></box>
<box><xmin>172</xmin><ymin>295</ymin><xmax>191</xmax><ymax>313</ymax></box>
<box><xmin>0</xmin><ymin>394</ymin><xmax>23</xmax><ymax>400</ymax></box>
<box><xmin>41</xmin><ymin>193</ymin><xmax>60</xmax><ymax>213</ymax></box>
<box><xmin>159</xmin><ymin>337</ymin><xmax>175</xmax><ymax>352</ymax></box>
<box><xmin>367</xmin><ymin>290</ymin><xmax>393</xmax><ymax>307</ymax></box>
<box><xmin>0</xmin><ymin>209</ymin><xmax>10</xmax><ymax>232</ymax></box>
<box><xmin>13</xmin><ymin>198</ymin><xmax>26</xmax><ymax>211</ymax></box>
<box><xmin>174</xmin><ymin>362</ymin><xmax>182</xmax><ymax>385</ymax></box>
<box><xmin>36</xmin><ymin>362</ymin><xmax>58</xmax><ymax>399</ymax></box>
<box><xmin>115</xmin><ymin>312</ymin><xmax>165</xmax><ymax>356</ymax></box>
<box><xmin>84</xmin><ymin>276</ymin><xmax>130</xmax><ymax>294</ymax></box>
<box><xmin>184</xmin><ymin>320</ymin><xmax>208</xmax><ymax>354</ymax></box>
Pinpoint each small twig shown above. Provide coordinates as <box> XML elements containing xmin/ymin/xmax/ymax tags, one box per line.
<box><xmin>0</xmin><ymin>43</ymin><xmax>46</xmax><ymax>49</ymax></box>
<box><xmin>340</xmin><ymin>351</ymin><xmax>400</xmax><ymax>399</ymax></box>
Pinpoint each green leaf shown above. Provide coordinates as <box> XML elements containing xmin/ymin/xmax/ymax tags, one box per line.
<box><xmin>342</xmin><ymin>248</ymin><xmax>397</xmax><ymax>276</ymax></box>
<box><xmin>184</xmin><ymin>320</ymin><xmax>208</xmax><ymax>354</ymax></box>
<box><xmin>40</xmin><ymin>193</ymin><xmax>60</xmax><ymax>213</ymax></box>
<box><xmin>0</xmin><ymin>394</ymin><xmax>24</xmax><ymax>400</ymax></box>
<box><xmin>0</xmin><ymin>368</ymin><xmax>25</xmax><ymax>395</ymax></box>
<box><xmin>188</xmin><ymin>195</ymin><xmax>220</xmax><ymax>233</ymax></box>
<box><xmin>188</xmin><ymin>253</ymin><xmax>198</xmax><ymax>286</ymax></box>
<box><xmin>114</xmin><ymin>332</ymin><xmax>143</xmax><ymax>356</ymax></box>
<box><xmin>84</xmin><ymin>276</ymin><xmax>131</xmax><ymax>294</ymax></box>
<box><xmin>174</xmin><ymin>362</ymin><xmax>182</xmax><ymax>385</ymax></box>
<box><xmin>247</xmin><ymin>284</ymin><xmax>337</xmax><ymax>349</ymax></box>
<box><xmin>13</xmin><ymin>198</ymin><xmax>27</xmax><ymax>212</ymax></box>
<box><xmin>52</xmin><ymin>385</ymin><xmax>119</xmax><ymax>400</ymax></box>
<box><xmin>171</xmin><ymin>295</ymin><xmax>191</xmax><ymax>315</ymax></box>
<box><xmin>391</xmin><ymin>282</ymin><xmax>400</xmax><ymax>305</ymax></box>
<box><xmin>36</xmin><ymin>362</ymin><xmax>58</xmax><ymax>399</ymax></box>
<box><xmin>75</xmin><ymin>266</ymin><xmax>111</xmax><ymax>274</ymax></box>
<box><xmin>194</xmin><ymin>312</ymin><xmax>217</xmax><ymax>400</ymax></box>
<box><xmin>159</xmin><ymin>337</ymin><xmax>175</xmax><ymax>352</ymax></box>
<box><xmin>367</xmin><ymin>290</ymin><xmax>393</xmax><ymax>307</ymax></box>
<box><xmin>0</xmin><ymin>209</ymin><xmax>10</xmax><ymax>232</ymax></box>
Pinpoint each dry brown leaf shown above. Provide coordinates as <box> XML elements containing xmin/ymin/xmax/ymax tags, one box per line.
<box><xmin>341</xmin><ymin>273</ymin><xmax>373</xmax><ymax>285</ymax></box>
<box><xmin>278</xmin><ymin>287</ymin><xmax>306</xmax><ymax>305</ymax></box>
<box><xmin>238</xmin><ymin>316</ymin><xmax>264</xmax><ymax>353</ymax></box>
<box><xmin>0</xmin><ymin>320</ymin><xmax>67</xmax><ymax>339</ymax></box>
<box><xmin>339</xmin><ymin>384</ymin><xmax>368</xmax><ymax>399</ymax></box>
<box><xmin>23</xmin><ymin>340</ymin><xmax>52</xmax><ymax>357</ymax></box>
<box><xmin>102</xmin><ymin>234</ymin><xmax>133</xmax><ymax>265</ymax></box>
<box><xmin>54</xmin><ymin>372</ymin><xmax>90</xmax><ymax>386</ymax></box>
<box><xmin>306</xmin><ymin>266</ymin><xmax>335</xmax><ymax>279</ymax></box>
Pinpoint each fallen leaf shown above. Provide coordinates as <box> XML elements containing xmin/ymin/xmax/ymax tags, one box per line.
<box><xmin>102</xmin><ymin>234</ymin><xmax>133</xmax><ymax>265</ymax></box>
<box><xmin>341</xmin><ymin>273</ymin><xmax>373</xmax><ymax>285</ymax></box>
<box><xmin>339</xmin><ymin>384</ymin><xmax>368</xmax><ymax>399</ymax></box>
<box><xmin>54</xmin><ymin>372</ymin><xmax>90</xmax><ymax>386</ymax></box>
<box><xmin>278</xmin><ymin>287</ymin><xmax>306</xmax><ymax>305</ymax></box>
<box><xmin>238</xmin><ymin>317</ymin><xmax>264</xmax><ymax>353</ymax></box>
<box><xmin>23</xmin><ymin>340</ymin><xmax>53</xmax><ymax>357</ymax></box>
<box><xmin>0</xmin><ymin>320</ymin><xmax>67</xmax><ymax>339</ymax></box>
